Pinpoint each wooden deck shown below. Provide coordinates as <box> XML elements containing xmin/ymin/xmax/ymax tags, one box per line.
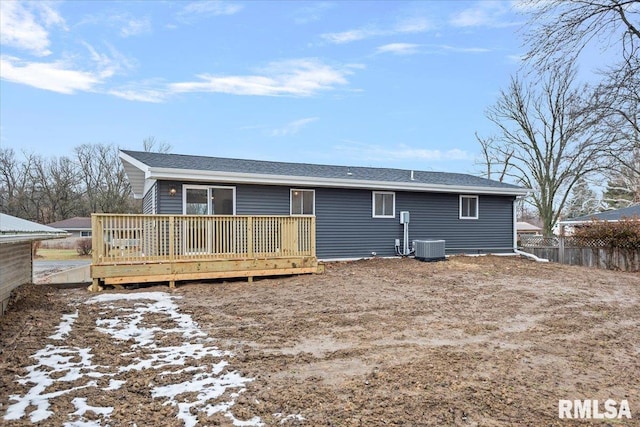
<box><xmin>90</xmin><ymin>214</ymin><xmax>319</xmax><ymax>290</ymax></box>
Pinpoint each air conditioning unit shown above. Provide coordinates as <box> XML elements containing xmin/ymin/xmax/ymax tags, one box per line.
<box><xmin>413</xmin><ymin>240</ymin><xmax>446</xmax><ymax>262</ymax></box>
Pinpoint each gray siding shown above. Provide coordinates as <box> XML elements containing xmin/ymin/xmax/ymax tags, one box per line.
<box><xmin>152</xmin><ymin>181</ymin><xmax>515</xmax><ymax>259</ymax></box>
<box><xmin>236</xmin><ymin>184</ymin><xmax>290</xmax><ymax>215</ymax></box>
<box><xmin>0</xmin><ymin>242</ymin><xmax>32</xmax><ymax>315</ymax></box>
<box><xmin>157</xmin><ymin>180</ymin><xmax>183</xmax><ymax>214</ymax></box>
<box><xmin>143</xmin><ymin>182</ymin><xmax>157</xmax><ymax>214</ymax></box>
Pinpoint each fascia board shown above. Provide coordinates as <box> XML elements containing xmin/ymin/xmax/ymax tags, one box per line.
<box><xmin>0</xmin><ymin>233</ymin><xmax>70</xmax><ymax>243</ymax></box>
<box><xmin>559</xmin><ymin>219</ymin><xmax>620</xmax><ymax>225</ymax></box>
<box><xmin>147</xmin><ymin>167</ymin><xmax>531</xmax><ymax>196</ymax></box>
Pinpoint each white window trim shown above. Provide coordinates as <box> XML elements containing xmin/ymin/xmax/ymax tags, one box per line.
<box><xmin>459</xmin><ymin>195</ymin><xmax>479</xmax><ymax>220</ymax></box>
<box><xmin>290</xmin><ymin>189</ymin><xmax>315</xmax><ymax>216</ymax></box>
<box><xmin>182</xmin><ymin>184</ymin><xmax>236</xmax><ymax>215</ymax></box>
<box><xmin>372</xmin><ymin>191</ymin><xmax>395</xmax><ymax>218</ymax></box>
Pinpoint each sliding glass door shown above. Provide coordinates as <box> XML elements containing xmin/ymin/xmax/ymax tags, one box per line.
<box><xmin>183</xmin><ymin>185</ymin><xmax>235</xmax><ymax>254</ymax></box>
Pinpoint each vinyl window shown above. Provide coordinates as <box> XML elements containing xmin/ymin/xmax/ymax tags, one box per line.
<box><xmin>373</xmin><ymin>191</ymin><xmax>395</xmax><ymax>218</ymax></box>
<box><xmin>291</xmin><ymin>189</ymin><xmax>315</xmax><ymax>215</ymax></box>
<box><xmin>459</xmin><ymin>195</ymin><xmax>479</xmax><ymax>219</ymax></box>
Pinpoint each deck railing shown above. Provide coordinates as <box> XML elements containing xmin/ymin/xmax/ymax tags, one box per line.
<box><xmin>92</xmin><ymin>214</ymin><xmax>316</xmax><ymax>265</ymax></box>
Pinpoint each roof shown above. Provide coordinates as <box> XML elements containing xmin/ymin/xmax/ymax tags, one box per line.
<box><xmin>120</xmin><ymin>150</ymin><xmax>529</xmax><ymax>198</ymax></box>
<box><xmin>516</xmin><ymin>221</ymin><xmax>542</xmax><ymax>232</ymax></box>
<box><xmin>0</xmin><ymin>213</ymin><xmax>69</xmax><ymax>243</ymax></box>
<box><xmin>47</xmin><ymin>216</ymin><xmax>92</xmax><ymax>230</ymax></box>
<box><xmin>560</xmin><ymin>204</ymin><xmax>640</xmax><ymax>225</ymax></box>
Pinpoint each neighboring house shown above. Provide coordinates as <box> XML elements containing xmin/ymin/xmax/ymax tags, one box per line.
<box><xmin>0</xmin><ymin>213</ymin><xmax>68</xmax><ymax>314</ymax></box>
<box><xmin>516</xmin><ymin>221</ymin><xmax>542</xmax><ymax>239</ymax></box>
<box><xmin>43</xmin><ymin>217</ymin><xmax>91</xmax><ymax>249</ymax></box>
<box><xmin>558</xmin><ymin>204</ymin><xmax>640</xmax><ymax>235</ymax></box>
<box><xmin>120</xmin><ymin>150</ymin><xmax>529</xmax><ymax>260</ymax></box>
<box><xmin>47</xmin><ymin>217</ymin><xmax>92</xmax><ymax>238</ymax></box>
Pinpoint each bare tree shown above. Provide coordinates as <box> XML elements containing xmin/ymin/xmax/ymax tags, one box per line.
<box><xmin>29</xmin><ymin>155</ymin><xmax>84</xmax><ymax>223</ymax></box>
<box><xmin>522</xmin><ymin>0</ymin><xmax>640</xmax><ymax>172</ymax></box>
<box><xmin>481</xmin><ymin>63</ymin><xmax>606</xmax><ymax>236</ymax></box>
<box><xmin>474</xmin><ymin>133</ymin><xmax>512</xmax><ymax>182</ymax></box>
<box><xmin>0</xmin><ymin>148</ymin><xmax>34</xmax><ymax>220</ymax></box>
<box><xmin>75</xmin><ymin>143</ymin><xmax>138</xmax><ymax>214</ymax></box>
<box><xmin>142</xmin><ymin>136</ymin><xmax>172</xmax><ymax>153</ymax></box>
<box><xmin>523</xmin><ymin>0</ymin><xmax>640</xmax><ymax>79</ymax></box>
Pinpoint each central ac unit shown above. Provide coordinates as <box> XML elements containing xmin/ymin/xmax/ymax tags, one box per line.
<box><xmin>413</xmin><ymin>240</ymin><xmax>446</xmax><ymax>262</ymax></box>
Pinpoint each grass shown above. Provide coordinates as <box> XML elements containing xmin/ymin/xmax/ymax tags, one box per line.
<box><xmin>35</xmin><ymin>248</ymin><xmax>90</xmax><ymax>261</ymax></box>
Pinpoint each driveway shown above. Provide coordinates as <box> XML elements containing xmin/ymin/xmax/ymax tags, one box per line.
<box><xmin>33</xmin><ymin>260</ymin><xmax>91</xmax><ymax>283</ymax></box>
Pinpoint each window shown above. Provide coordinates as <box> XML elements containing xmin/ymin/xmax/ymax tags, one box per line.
<box><xmin>459</xmin><ymin>195</ymin><xmax>479</xmax><ymax>219</ymax></box>
<box><xmin>81</xmin><ymin>231</ymin><xmax>92</xmax><ymax>237</ymax></box>
<box><xmin>291</xmin><ymin>189</ymin><xmax>315</xmax><ymax>215</ymax></box>
<box><xmin>183</xmin><ymin>185</ymin><xmax>235</xmax><ymax>215</ymax></box>
<box><xmin>373</xmin><ymin>191</ymin><xmax>395</xmax><ymax>218</ymax></box>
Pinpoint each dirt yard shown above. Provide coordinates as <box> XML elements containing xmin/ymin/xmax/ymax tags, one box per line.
<box><xmin>1</xmin><ymin>255</ymin><xmax>639</xmax><ymax>426</ymax></box>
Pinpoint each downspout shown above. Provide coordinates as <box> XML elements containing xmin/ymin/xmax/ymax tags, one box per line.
<box><xmin>512</xmin><ymin>197</ymin><xmax>549</xmax><ymax>262</ymax></box>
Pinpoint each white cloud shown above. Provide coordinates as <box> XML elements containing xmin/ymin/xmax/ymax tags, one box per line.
<box><xmin>321</xmin><ymin>16</ymin><xmax>431</xmax><ymax>44</ymax></box>
<box><xmin>0</xmin><ymin>0</ymin><xmax>66</xmax><ymax>56</ymax></box>
<box><xmin>376</xmin><ymin>43</ymin><xmax>421</xmax><ymax>55</ymax></box>
<box><xmin>120</xmin><ymin>17</ymin><xmax>151</xmax><ymax>37</ymax></box>
<box><xmin>438</xmin><ymin>44</ymin><xmax>490</xmax><ymax>53</ymax></box>
<box><xmin>169</xmin><ymin>59</ymin><xmax>351</xmax><ymax>97</ymax></box>
<box><xmin>450</xmin><ymin>1</ymin><xmax>520</xmax><ymax>28</ymax></box>
<box><xmin>178</xmin><ymin>1</ymin><xmax>243</xmax><ymax>22</ymax></box>
<box><xmin>0</xmin><ymin>55</ymin><xmax>101</xmax><ymax>94</ymax></box>
<box><xmin>376</xmin><ymin>43</ymin><xmax>490</xmax><ymax>56</ymax></box>
<box><xmin>292</xmin><ymin>2</ymin><xmax>333</xmax><ymax>25</ymax></box>
<box><xmin>109</xmin><ymin>80</ymin><xmax>169</xmax><ymax>103</ymax></box>
<box><xmin>335</xmin><ymin>141</ymin><xmax>474</xmax><ymax>163</ymax></box>
<box><xmin>270</xmin><ymin>117</ymin><xmax>319</xmax><ymax>137</ymax></box>
<box><xmin>0</xmin><ymin>43</ymin><xmax>133</xmax><ymax>95</ymax></box>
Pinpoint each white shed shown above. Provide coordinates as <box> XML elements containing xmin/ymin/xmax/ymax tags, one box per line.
<box><xmin>0</xmin><ymin>214</ymin><xmax>68</xmax><ymax>314</ymax></box>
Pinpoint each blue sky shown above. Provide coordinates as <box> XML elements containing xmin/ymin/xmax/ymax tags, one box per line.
<box><xmin>1</xmin><ymin>0</ymin><xmax>531</xmax><ymax>175</ymax></box>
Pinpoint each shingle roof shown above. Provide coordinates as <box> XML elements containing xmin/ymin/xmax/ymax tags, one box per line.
<box><xmin>121</xmin><ymin>150</ymin><xmax>524</xmax><ymax>191</ymax></box>
<box><xmin>47</xmin><ymin>217</ymin><xmax>92</xmax><ymax>230</ymax></box>
<box><xmin>562</xmin><ymin>204</ymin><xmax>640</xmax><ymax>223</ymax></box>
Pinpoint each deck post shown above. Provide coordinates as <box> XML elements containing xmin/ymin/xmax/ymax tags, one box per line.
<box><xmin>169</xmin><ymin>216</ymin><xmax>175</xmax><ymax>262</ymax></box>
<box><xmin>310</xmin><ymin>216</ymin><xmax>317</xmax><ymax>258</ymax></box>
<box><xmin>247</xmin><ymin>216</ymin><xmax>253</xmax><ymax>258</ymax></box>
<box><xmin>248</xmin><ymin>276</ymin><xmax>253</xmax><ymax>283</ymax></box>
<box><xmin>90</xmin><ymin>215</ymin><xmax>101</xmax><ymax>292</ymax></box>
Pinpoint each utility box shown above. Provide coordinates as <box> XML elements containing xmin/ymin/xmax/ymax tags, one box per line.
<box><xmin>400</xmin><ymin>211</ymin><xmax>410</xmax><ymax>224</ymax></box>
<box><xmin>414</xmin><ymin>240</ymin><xmax>445</xmax><ymax>262</ymax></box>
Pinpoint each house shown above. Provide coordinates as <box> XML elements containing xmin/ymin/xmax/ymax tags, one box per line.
<box><xmin>516</xmin><ymin>221</ymin><xmax>542</xmax><ymax>242</ymax></box>
<box><xmin>43</xmin><ymin>217</ymin><xmax>92</xmax><ymax>249</ymax></box>
<box><xmin>558</xmin><ymin>204</ymin><xmax>640</xmax><ymax>235</ymax></box>
<box><xmin>0</xmin><ymin>214</ymin><xmax>68</xmax><ymax>314</ymax></box>
<box><xmin>119</xmin><ymin>150</ymin><xmax>529</xmax><ymax>260</ymax></box>
<box><xmin>47</xmin><ymin>217</ymin><xmax>92</xmax><ymax>238</ymax></box>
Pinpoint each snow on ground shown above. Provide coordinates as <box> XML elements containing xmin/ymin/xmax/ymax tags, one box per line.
<box><xmin>4</xmin><ymin>292</ymin><xmax>262</xmax><ymax>426</ymax></box>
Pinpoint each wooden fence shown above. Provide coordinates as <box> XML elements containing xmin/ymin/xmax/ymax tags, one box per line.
<box><xmin>519</xmin><ymin>235</ymin><xmax>639</xmax><ymax>272</ymax></box>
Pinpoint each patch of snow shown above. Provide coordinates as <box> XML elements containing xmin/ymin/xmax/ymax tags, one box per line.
<box><xmin>5</xmin><ymin>345</ymin><xmax>106</xmax><ymax>423</ymax></box>
<box><xmin>103</xmin><ymin>379</ymin><xmax>126</xmax><ymax>391</ymax></box>
<box><xmin>49</xmin><ymin>311</ymin><xmax>79</xmax><ymax>340</ymax></box>
<box><xmin>6</xmin><ymin>291</ymin><xmax>261</xmax><ymax>426</ymax></box>
<box><xmin>274</xmin><ymin>413</ymin><xmax>306</xmax><ymax>425</ymax></box>
<box><xmin>64</xmin><ymin>397</ymin><xmax>113</xmax><ymax>426</ymax></box>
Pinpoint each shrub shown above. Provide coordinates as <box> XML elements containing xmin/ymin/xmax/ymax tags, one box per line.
<box><xmin>573</xmin><ymin>216</ymin><xmax>640</xmax><ymax>249</ymax></box>
<box><xmin>573</xmin><ymin>216</ymin><xmax>640</xmax><ymax>270</ymax></box>
<box><xmin>77</xmin><ymin>238</ymin><xmax>92</xmax><ymax>256</ymax></box>
<box><xmin>32</xmin><ymin>240</ymin><xmax>42</xmax><ymax>258</ymax></box>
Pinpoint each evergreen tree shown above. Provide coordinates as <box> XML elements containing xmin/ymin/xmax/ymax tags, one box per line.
<box><xmin>565</xmin><ymin>179</ymin><xmax>599</xmax><ymax>219</ymax></box>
